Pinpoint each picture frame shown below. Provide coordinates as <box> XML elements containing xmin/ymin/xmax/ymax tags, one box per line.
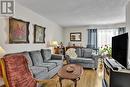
<box><xmin>9</xmin><ymin>17</ymin><xmax>30</xmax><ymax>43</ymax></box>
<box><xmin>34</xmin><ymin>24</ymin><xmax>46</xmax><ymax>43</ymax></box>
<box><xmin>70</xmin><ymin>32</ymin><xmax>82</xmax><ymax>41</ymax></box>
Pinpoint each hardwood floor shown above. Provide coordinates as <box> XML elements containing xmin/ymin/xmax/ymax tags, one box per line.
<box><xmin>43</xmin><ymin>61</ymin><xmax>103</xmax><ymax>87</ymax></box>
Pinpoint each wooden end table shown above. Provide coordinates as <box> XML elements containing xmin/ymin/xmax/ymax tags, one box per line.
<box><xmin>58</xmin><ymin>64</ymin><xmax>83</xmax><ymax>87</ymax></box>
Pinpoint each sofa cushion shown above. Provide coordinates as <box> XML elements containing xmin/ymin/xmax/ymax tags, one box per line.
<box><xmin>34</xmin><ymin>72</ymin><xmax>48</xmax><ymax>80</ymax></box>
<box><xmin>29</xmin><ymin>66</ymin><xmax>48</xmax><ymax>76</ymax></box>
<box><xmin>22</xmin><ymin>52</ymin><xmax>33</xmax><ymax>66</ymax></box>
<box><xmin>39</xmin><ymin>63</ymin><xmax>57</xmax><ymax>71</ymax></box>
<box><xmin>47</xmin><ymin>60</ymin><xmax>63</xmax><ymax>66</ymax></box>
<box><xmin>83</xmin><ymin>48</ymin><xmax>92</xmax><ymax>58</ymax></box>
<box><xmin>75</xmin><ymin>48</ymin><xmax>82</xmax><ymax>57</ymax></box>
<box><xmin>29</xmin><ymin>51</ymin><xmax>44</xmax><ymax>66</ymax></box>
<box><xmin>70</xmin><ymin>57</ymin><xmax>94</xmax><ymax>64</ymax></box>
<box><xmin>41</xmin><ymin>49</ymin><xmax>51</xmax><ymax>61</ymax></box>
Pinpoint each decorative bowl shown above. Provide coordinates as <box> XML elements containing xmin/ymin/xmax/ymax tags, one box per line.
<box><xmin>66</xmin><ymin>66</ymin><xmax>74</xmax><ymax>73</ymax></box>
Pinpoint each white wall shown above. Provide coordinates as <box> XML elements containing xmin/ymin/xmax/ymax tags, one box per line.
<box><xmin>0</xmin><ymin>3</ymin><xmax>63</xmax><ymax>54</ymax></box>
<box><xmin>126</xmin><ymin>1</ymin><xmax>130</xmax><ymax>67</ymax></box>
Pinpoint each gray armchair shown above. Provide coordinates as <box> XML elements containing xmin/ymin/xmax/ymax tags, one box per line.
<box><xmin>65</xmin><ymin>48</ymin><xmax>99</xmax><ymax>69</ymax></box>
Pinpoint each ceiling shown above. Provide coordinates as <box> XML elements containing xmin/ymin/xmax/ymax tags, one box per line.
<box><xmin>16</xmin><ymin>0</ymin><xmax>128</xmax><ymax>27</ymax></box>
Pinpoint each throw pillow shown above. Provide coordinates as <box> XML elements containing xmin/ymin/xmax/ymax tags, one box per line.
<box><xmin>41</xmin><ymin>49</ymin><xmax>51</xmax><ymax>61</ymax></box>
<box><xmin>29</xmin><ymin>51</ymin><xmax>44</xmax><ymax>66</ymax></box>
<box><xmin>83</xmin><ymin>48</ymin><xmax>92</xmax><ymax>58</ymax></box>
<box><xmin>66</xmin><ymin>48</ymin><xmax>77</xmax><ymax>58</ymax></box>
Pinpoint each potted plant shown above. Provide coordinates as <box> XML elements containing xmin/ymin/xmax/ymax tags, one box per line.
<box><xmin>99</xmin><ymin>45</ymin><xmax>112</xmax><ymax>58</ymax></box>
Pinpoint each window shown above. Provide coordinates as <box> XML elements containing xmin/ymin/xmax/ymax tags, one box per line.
<box><xmin>87</xmin><ymin>27</ymin><xmax>126</xmax><ymax>49</ymax></box>
<box><xmin>97</xmin><ymin>29</ymin><xmax>118</xmax><ymax>48</ymax></box>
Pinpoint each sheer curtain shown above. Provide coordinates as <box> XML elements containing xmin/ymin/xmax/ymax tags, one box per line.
<box><xmin>97</xmin><ymin>29</ymin><xmax>118</xmax><ymax>48</ymax></box>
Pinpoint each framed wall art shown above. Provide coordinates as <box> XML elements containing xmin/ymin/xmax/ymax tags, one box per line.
<box><xmin>34</xmin><ymin>24</ymin><xmax>46</xmax><ymax>43</ymax></box>
<box><xmin>9</xmin><ymin>17</ymin><xmax>30</xmax><ymax>43</ymax></box>
<box><xmin>70</xmin><ymin>32</ymin><xmax>82</xmax><ymax>41</ymax></box>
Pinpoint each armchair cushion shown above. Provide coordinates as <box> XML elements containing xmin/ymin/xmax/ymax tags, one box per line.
<box><xmin>41</xmin><ymin>49</ymin><xmax>51</xmax><ymax>61</ymax></box>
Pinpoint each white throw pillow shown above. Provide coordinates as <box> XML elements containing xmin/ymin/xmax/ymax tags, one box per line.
<box><xmin>66</xmin><ymin>48</ymin><xmax>77</xmax><ymax>58</ymax></box>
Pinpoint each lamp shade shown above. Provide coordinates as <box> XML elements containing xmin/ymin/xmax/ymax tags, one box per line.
<box><xmin>51</xmin><ymin>41</ymin><xmax>58</xmax><ymax>47</ymax></box>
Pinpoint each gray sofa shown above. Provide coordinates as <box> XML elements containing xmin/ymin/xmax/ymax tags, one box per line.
<box><xmin>66</xmin><ymin>48</ymin><xmax>98</xmax><ymax>69</ymax></box>
<box><xmin>5</xmin><ymin>49</ymin><xmax>63</xmax><ymax>80</ymax></box>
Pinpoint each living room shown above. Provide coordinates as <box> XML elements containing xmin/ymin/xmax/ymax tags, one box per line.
<box><xmin>0</xmin><ymin>0</ymin><xmax>130</xmax><ymax>87</ymax></box>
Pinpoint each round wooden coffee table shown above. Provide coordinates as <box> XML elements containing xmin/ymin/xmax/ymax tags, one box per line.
<box><xmin>58</xmin><ymin>64</ymin><xmax>83</xmax><ymax>87</ymax></box>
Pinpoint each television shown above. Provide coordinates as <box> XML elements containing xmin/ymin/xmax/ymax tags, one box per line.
<box><xmin>112</xmin><ymin>33</ymin><xmax>128</xmax><ymax>68</ymax></box>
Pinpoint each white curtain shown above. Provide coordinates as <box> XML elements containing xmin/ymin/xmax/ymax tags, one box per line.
<box><xmin>97</xmin><ymin>29</ymin><xmax>118</xmax><ymax>48</ymax></box>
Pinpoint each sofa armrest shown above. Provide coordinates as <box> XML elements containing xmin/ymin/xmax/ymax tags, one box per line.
<box><xmin>51</xmin><ymin>54</ymin><xmax>64</xmax><ymax>60</ymax></box>
<box><xmin>65</xmin><ymin>55</ymin><xmax>71</xmax><ymax>63</ymax></box>
<box><xmin>92</xmin><ymin>54</ymin><xmax>99</xmax><ymax>62</ymax></box>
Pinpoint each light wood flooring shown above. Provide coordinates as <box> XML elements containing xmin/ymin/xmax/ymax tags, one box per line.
<box><xmin>43</xmin><ymin>61</ymin><xmax>103</xmax><ymax>87</ymax></box>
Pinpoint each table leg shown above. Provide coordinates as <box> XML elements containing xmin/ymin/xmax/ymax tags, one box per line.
<box><xmin>74</xmin><ymin>80</ymin><xmax>77</xmax><ymax>87</ymax></box>
<box><xmin>73</xmin><ymin>77</ymin><xmax>80</xmax><ymax>87</ymax></box>
<box><xmin>72</xmin><ymin>79</ymin><xmax>77</xmax><ymax>87</ymax></box>
<box><xmin>59</xmin><ymin>78</ymin><xmax>62</xmax><ymax>87</ymax></box>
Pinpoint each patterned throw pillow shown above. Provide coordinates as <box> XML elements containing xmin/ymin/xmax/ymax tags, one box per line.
<box><xmin>66</xmin><ymin>48</ymin><xmax>77</xmax><ymax>58</ymax></box>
